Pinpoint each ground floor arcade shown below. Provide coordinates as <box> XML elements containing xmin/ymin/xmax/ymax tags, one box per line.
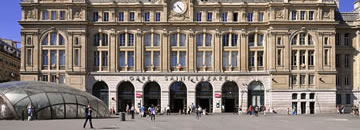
<box><xmin>88</xmin><ymin>74</ymin><xmax>337</xmax><ymax>114</ymax></box>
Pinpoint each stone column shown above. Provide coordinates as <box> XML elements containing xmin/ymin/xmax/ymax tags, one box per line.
<box><xmin>20</xmin><ymin>32</ymin><xmax>26</xmax><ymax>71</ymax></box>
<box><xmin>188</xmin><ymin>30</ymin><xmax>195</xmax><ymax>72</ymax></box>
<box><xmin>162</xmin><ymin>29</ymin><xmax>169</xmax><ymax>72</ymax></box>
<box><xmin>110</xmin><ymin>30</ymin><xmax>117</xmax><ymax>72</ymax></box>
<box><xmin>240</xmin><ymin>32</ymin><xmax>247</xmax><ymax>71</ymax></box>
<box><xmin>67</xmin><ymin>32</ymin><xmax>73</xmax><ymax>71</ymax></box>
<box><xmin>135</xmin><ymin>30</ymin><xmax>143</xmax><ymax>72</ymax></box>
<box><xmin>214</xmin><ymin>30</ymin><xmax>221</xmax><ymax>72</ymax></box>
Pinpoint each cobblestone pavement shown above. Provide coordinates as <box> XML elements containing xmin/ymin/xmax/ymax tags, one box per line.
<box><xmin>0</xmin><ymin>114</ymin><xmax>359</xmax><ymax>130</ymax></box>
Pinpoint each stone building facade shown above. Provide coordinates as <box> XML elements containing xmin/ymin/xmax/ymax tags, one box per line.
<box><xmin>19</xmin><ymin>0</ymin><xmax>360</xmax><ymax>114</ymax></box>
<box><xmin>0</xmin><ymin>38</ymin><xmax>20</xmax><ymax>83</ymax></box>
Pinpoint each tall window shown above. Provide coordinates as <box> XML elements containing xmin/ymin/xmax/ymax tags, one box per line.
<box><xmin>196</xmin><ymin>12</ymin><xmax>202</xmax><ymax>21</ymax></box>
<box><xmin>42</xmin><ymin>10</ymin><xmax>49</xmax><ymax>20</ymax></box>
<box><xmin>300</xmin><ymin>75</ymin><xmax>305</xmax><ymax>85</ymax></box>
<box><xmin>223</xmin><ymin>51</ymin><xmax>238</xmax><ymax>68</ymax></box>
<box><xmin>196</xmin><ymin>33</ymin><xmax>213</xmax><ymax>70</ymax></box>
<box><xmin>259</xmin><ymin>12</ymin><xmax>264</xmax><ymax>22</ymax></box>
<box><xmin>60</xmin><ymin>11</ymin><xmax>65</xmax><ymax>20</ymax></box>
<box><xmin>309</xmin><ymin>11</ymin><xmax>314</xmax><ymax>20</ymax></box>
<box><xmin>51</xmin><ymin>11</ymin><xmax>57</xmax><ymax>20</ymax></box>
<box><xmin>102</xmin><ymin>51</ymin><xmax>108</xmax><ymax>67</ymax></box>
<box><xmin>170</xmin><ymin>33</ymin><xmax>187</xmax><ymax>70</ymax></box>
<box><xmin>344</xmin><ymin>33</ymin><xmax>351</xmax><ymax>46</ymax></box>
<box><xmin>291</xmin><ymin>11</ymin><xmax>297</xmax><ymax>20</ymax></box>
<box><xmin>292</xmin><ymin>75</ymin><xmax>297</xmax><ymax>85</ymax></box>
<box><xmin>207</xmin><ymin>12</ymin><xmax>212</xmax><ymax>21</ymax></box>
<box><xmin>94</xmin><ymin>51</ymin><xmax>100</xmax><ymax>67</ymax></box>
<box><xmin>345</xmin><ymin>54</ymin><xmax>350</xmax><ymax>68</ymax></box>
<box><xmin>300</xmin><ymin>11</ymin><xmax>305</xmax><ymax>20</ymax></box>
<box><xmin>277</xmin><ymin>49</ymin><xmax>282</xmax><ymax>66</ymax></box>
<box><xmin>26</xmin><ymin>49</ymin><xmax>32</xmax><ymax>65</ymax></box>
<box><xmin>336</xmin><ymin>54</ymin><xmax>340</xmax><ymax>67</ymax></box>
<box><xmin>74</xmin><ymin>49</ymin><xmax>80</xmax><ymax>66</ymax></box>
<box><xmin>257</xmin><ymin>34</ymin><xmax>264</xmax><ymax>46</ymax></box>
<box><xmin>119</xmin><ymin>12</ymin><xmax>124</xmax><ymax>21</ymax></box>
<box><xmin>247</xmin><ymin>12</ymin><xmax>253</xmax><ymax>22</ymax></box>
<box><xmin>324</xmin><ymin>49</ymin><xmax>329</xmax><ymax>66</ymax></box>
<box><xmin>42</xmin><ymin>32</ymin><xmax>64</xmax><ymax>46</ymax></box>
<box><xmin>103</xmin><ymin>12</ymin><xmax>109</xmax><ymax>21</ymax></box>
<box><xmin>233</xmin><ymin>12</ymin><xmax>238</xmax><ymax>22</ymax></box>
<box><xmin>248</xmin><ymin>34</ymin><xmax>254</xmax><ymax>46</ymax></box>
<box><xmin>93</xmin><ymin>12</ymin><xmax>99</xmax><ymax>22</ymax></box>
<box><xmin>156</xmin><ymin>12</ymin><xmax>161</xmax><ymax>22</ymax></box>
<box><xmin>335</xmin><ymin>33</ymin><xmax>340</xmax><ymax>45</ymax></box>
<box><xmin>300</xmin><ymin>51</ymin><xmax>306</xmax><ymax>65</ymax></box>
<box><xmin>129</xmin><ymin>12</ymin><xmax>135</xmax><ymax>21</ymax></box>
<box><xmin>221</xmin><ymin>12</ymin><xmax>227</xmax><ymax>22</ymax></box>
<box><xmin>292</xmin><ymin>50</ymin><xmax>297</xmax><ymax>66</ymax></box>
<box><xmin>119</xmin><ymin>51</ymin><xmax>134</xmax><ymax>68</ymax></box>
<box><xmin>171</xmin><ymin>33</ymin><xmax>186</xmax><ymax>47</ymax></box>
<box><xmin>309</xmin><ymin>75</ymin><xmax>314</xmax><ymax>85</ymax></box>
<box><xmin>144</xmin><ymin>12</ymin><xmax>150</xmax><ymax>22</ymax></box>
<box><xmin>308</xmin><ymin>50</ymin><xmax>314</xmax><ymax>66</ymax></box>
<box><xmin>42</xmin><ymin>50</ymin><xmax>48</xmax><ymax>69</ymax></box>
<box><xmin>196</xmin><ymin>33</ymin><xmax>212</xmax><ymax>46</ymax></box>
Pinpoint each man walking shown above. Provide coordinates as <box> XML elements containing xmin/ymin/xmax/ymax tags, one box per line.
<box><xmin>27</xmin><ymin>104</ymin><xmax>33</xmax><ymax>121</ymax></box>
<box><xmin>150</xmin><ymin>105</ymin><xmax>156</xmax><ymax>121</ymax></box>
<box><xmin>83</xmin><ymin>104</ymin><xmax>94</xmax><ymax>129</ymax></box>
<box><xmin>130</xmin><ymin>104</ymin><xmax>135</xmax><ymax>119</ymax></box>
<box><xmin>166</xmin><ymin>105</ymin><xmax>170</xmax><ymax>115</ymax></box>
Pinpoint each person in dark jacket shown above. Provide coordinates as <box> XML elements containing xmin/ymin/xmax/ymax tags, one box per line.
<box><xmin>83</xmin><ymin>104</ymin><xmax>94</xmax><ymax>129</ymax></box>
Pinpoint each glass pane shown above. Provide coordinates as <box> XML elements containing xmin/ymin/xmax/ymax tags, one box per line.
<box><xmin>119</xmin><ymin>34</ymin><xmax>125</xmax><ymax>46</ymax></box>
<box><xmin>63</xmin><ymin>93</ymin><xmax>76</xmax><ymax>104</ymax></box>
<box><xmin>76</xmin><ymin>95</ymin><xmax>88</xmax><ymax>106</ymax></box>
<box><xmin>128</xmin><ymin>51</ymin><xmax>134</xmax><ymax>67</ymax></box>
<box><xmin>5</xmin><ymin>90</ymin><xmax>28</xmax><ymax>105</ymax></box>
<box><xmin>59</xmin><ymin>35</ymin><xmax>64</xmax><ymax>45</ymax></box>
<box><xmin>77</xmin><ymin>105</ymin><xmax>86</xmax><ymax>118</ymax></box>
<box><xmin>50</xmin><ymin>32</ymin><xmax>57</xmax><ymax>45</ymax></box>
<box><xmin>36</xmin><ymin>107</ymin><xmax>51</xmax><ymax>119</ymax></box>
<box><xmin>144</xmin><ymin>51</ymin><xmax>151</xmax><ymax>67</ymax></box>
<box><xmin>170</xmin><ymin>34</ymin><xmax>177</xmax><ymax>46</ymax></box>
<box><xmin>144</xmin><ymin>34</ymin><xmax>151</xmax><ymax>46</ymax></box>
<box><xmin>153</xmin><ymin>34</ymin><xmax>160</xmax><ymax>46</ymax></box>
<box><xmin>179</xmin><ymin>51</ymin><xmax>186</xmax><ymax>66</ymax></box>
<box><xmin>231</xmin><ymin>34</ymin><xmax>238</xmax><ymax>46</ymax></box>
<box><xmin>231</xmin><ymin>52</ymin><xmax>238</xmax><ymax>66</ymax></box>
<box><xmin>128</xmin><ymin>34</ymin><xmax>134</xmax><ymax>46</ymax></box>
<box><xmin>205</xmin><ymin>34</ymin><xmax>212</xmax><ymax>46</ymax></box>
<box><xmin>51</xmin><ymin>105</ymin><xmax>65</xmax><ymax>119</ymax></box>
<box><xmin>47</xmin><ymin>93</ymin><xmax>64</xmax><ymax>105</ymax></box>
<box><xmin>223</xmin><ymin>51</ymin><xmax>229</xmax><ymax>67</ymax></box>
<box><xmin>42</xmin><ymin>50</ymin><xmax>48</xmax><ymax>66</ymax></box>
<box><xmin>50</xmin><ymin>50</ymin><xmax>57</xmax><ymax>66</ymax></box>
<box><xmin>59</xmin><ymin>50</ymin><xmax>65</xmax><ymax>66</ymax></box>
<box><xmin>65</xmin><ymin>104</ymin><xmax>78</xmax><ymax>118</ymax></box>
<box><xmin>29</xmin><ymin>93</ymin><xmax>50</xmax><ymax>111</ymax></box>
<box><xmin>119</xmin><ymin>51</ymin><xmax>125</xmax><ymax>67</ymax></box>
<box><xmin>205</xmin><ymin>52</ymin><xmax>212</xmax><ymax>66</ymax></box>
<box><xmin>14</xmin><ymin>97</ymin><xmax>31</xmax><ymax>119</ymax></box>
<box><xmin>196</xmin><ymin>52</ymin><xmax>203</xmax><ymax>67</ymax></box>
<box><xmin>223</xmin><ymin>34</ymin><xmax>229</xmax><ymax>46</ymax></box>
<box><xmin>42</xmin><ymin>35</ymin><xmax>48</xmax><ymax>45</ymax></box>
<box><xmin>196</xmin><ymin>34</ymin><xmax>203</xmax><ymax>46</ymax></box>
<box><xmin>170</xmin><ymin>51</ymin><xmax>177</xmax><ymax>67</ymax></box>
<box><xmin>102</xmin><ymin>51</ymin><xmax>108</xmax><ymax>66</ymax></box>
<box><xmin>153</xmin><ymin>51</ymin><xmax>160</xmax><ymax>67</ymax></box>
<box><xmin>179</xmin><ymin>34</ymin><xmax>186</xmax><ymax>46</ymax></box>
<box><xmin>258</xmin><ymin>34</ymin><xmax>263</xmax><ymax>46</ymax></box>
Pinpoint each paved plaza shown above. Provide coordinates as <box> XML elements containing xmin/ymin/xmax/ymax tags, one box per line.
<box><xmin>0</xmin><ymin>114</ymin><xmax>359</xmax><ymax>130</ymax></box>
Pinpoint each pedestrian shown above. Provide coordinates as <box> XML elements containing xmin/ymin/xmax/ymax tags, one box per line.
<box><xmin>192</xmin><ymin>103</ymin><xmax>196</xmax><ymax>114</ymax></box>
<box><xmin>263</xmin><ymin>106</ymin><xmax>266</xmax><ymax>116</ymax></box>
<box><xmin>292</xmin><ymin>105</ymin><xmax>297</xmax><ymax>115</ymax></box>
<box><xmin>126</xmin><ymin>104</ymin><xmax>129</xmax><ymax>114</ymax></box>
<box><xmin>188</xmin><ymin>105</ymin><xmax>191</xmax><ymax>115</ymax></box>
<box><xmin>150</xmin><ymin>105</ymin><xmax>156</xmax><ymax>121</ymax></box>
<box><xmin>239</xmin><ymin>106</ymin><xmax>242</xmax><ymax>115</ymax></box>
<box><xmin>233</xmin><ymin>106</ymin><xmax>238</xmax><ymax>115</ymax></box>
<box><xmin>287</xmin><ymin>107</ymin><xmax>290</xmax><ymax>115</ymax></box>
<box><xmin>196</xmin><ymin>106</ymin><xmax>201</xmax><ymax>119</ymax></box>
<box><xmin>341</xmin><ymin>105</ymin><xmax>345</xmax><ymax>114</ymax></box>
<box><xmin>141</xmin><ymin>106</ymin><xmax>145</xmax><ymax>117</ymax></box>
<box><xmin>248</xmin><ymin>106</ymin><xmax>253</xmax><ymax>116</ymax></box>
<box><xmin>27</xmin><ymin>104</ymin><xmax>33</xmax><ymax>121</ymax></box>
<box><xmin>184</xmin><ymin>106</ymin><xmax>187</xmax><ymax>115</ymax></box>
<box><xmin>83</xmin><ymin>104</ymin><xmax>94</xmax><ymax>129</ymax></box>
<box><xmin>166</xmin><ymin>105</ymin><xmax>170</xmax><ymax>115</ymax></box>
<box><xmin>255</xmin><ymin>106</ymin><xmax>259</xmax><ymax>116</ymax></box>
<box><xmin>130</xmin><ymin>104</ymin><xmax>135</xmax><ymax>119</ymax></box>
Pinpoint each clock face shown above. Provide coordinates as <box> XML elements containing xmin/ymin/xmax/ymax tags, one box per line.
<box><xmin>173</xmin><ymin>1</ymin><xmax>186</xmax><ymax>14</ymax></box>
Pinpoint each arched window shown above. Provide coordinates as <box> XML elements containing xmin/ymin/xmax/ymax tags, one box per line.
<box><xmin>170</xmin><ymin>33</ymin><xmax>186</xmax><ymax>47</ymax></box>
<box><xmin>144</xmin><ymin>33</ymin><xmax>160</xmax><ymax>46</ymax></box>
<box><xmin>41</xmin><ymin>32</ymin><xmax>64</xmax><ymax>46</ymax></box>
<box><xmin>144</xmin><ymin>33</ymin><xmax>161</xmax><ymax>71</ymax></box>
<box><xmin>94</xmin><ymin>33</ymin><xmax>108</xmax><ymax>46</ymax></box>
<box><xmin>196</xmin><ymin>33</ymin><xmax>212</xmax><ymax>46</ymax></box>
<box><xmin>222</xmin><ymin>33</ymin><xmax>238</xmax><ymax>47</ymax></box>
<box><xmin>170</xmin><ymin>33</ymin><xmax>187</xmax><ymax>71</ymax></box>
<box><xmin>119</xmin><ymin>33</ymin><xmax>135</xmax><ymax>46</ymax></box>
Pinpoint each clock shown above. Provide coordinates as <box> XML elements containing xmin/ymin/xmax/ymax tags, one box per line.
<box><xmin>173</xmin><ymin>1</ymin><xmax>186</xmax><ymax>14</ymax></box>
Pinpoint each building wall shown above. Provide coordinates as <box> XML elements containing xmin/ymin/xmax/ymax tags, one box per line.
<box><xmin>0</xmin><ymin>39</ymin><xmax>20</xmax><ymax>82</ymax></box>
<box><xmin>19</xmin><ymin>0</ymin><xmax>349</xmax><ymax>114</ymax></box>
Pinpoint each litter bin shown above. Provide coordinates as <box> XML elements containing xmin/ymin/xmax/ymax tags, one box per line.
<box><xmin>120</xmin><ymin>112</ymin><xmax>125</xmax><ymax>121</ymax></box>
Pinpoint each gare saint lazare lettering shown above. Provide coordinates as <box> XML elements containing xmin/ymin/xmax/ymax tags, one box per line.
<box><xmin>129</xmin><ymin>76</ymin><xmax>228</xmax><ymax>82</ymax></box>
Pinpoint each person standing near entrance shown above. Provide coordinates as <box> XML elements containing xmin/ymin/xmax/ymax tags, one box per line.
<box><xmin>196</xmin><ymin>106</ymin><xmax>201</xmax><ymax>119</ymax></box>
<box><xmin>166</xmin><ymin>105</ymin><xmax>170</xmax><ymax>115</ymax></box>
<box><xmin>27</xmin><ymin>104</ymin><xmax>33</xmax><ymax>121</ymax></box>
<box><xmin>126</xmin><ymin>104</ymin><xmax>129</xmax><ymax>114</ymax></box>
<box><xmin>239</xmin><ymin>106</ymin><xmax>242</xmax><ymax>115</ymax></box>
<box><xmin>141</xmin><ymin>106</ymin><xmax>145</xmax><ymax>117</ymax></box>
<box><xmin>130</xmin><ymin>104</ymin><xmax>135</xmax><ymax>119</ymax></box>
<box><xmin>83</xmin><ymin>104</ymin><xmax>94</xmax><ymax>129</ymax></box>
<box><xmin>255</xmin><ymin>106</ymin><xmax>259</xmax><ymax>116</ymax></box>
<box><xmin>263</xmin><ymin>106</ymin><xmax>266</xmax><ymax>116</ymax></box>
<box><xmin>150</xmin><ymin>105</ymin><xmax>156</xmax><ymax>121</ymax></box>
<box><xmin>292</xmin><ymin>105</ymin><xmax>297</xmax><ymax>115</ymax></box>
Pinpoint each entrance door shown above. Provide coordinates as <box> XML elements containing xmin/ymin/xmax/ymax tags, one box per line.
<box><xmin>248</xmin><ymin>81</ymin><xmax>264</xmax><ymax>108</ymax></box>
<box><xmin>196</xmin><ymin>82</ymin><xmax>213</xmax><ymax>113</ymax></box>
<box><xmin>309</xmin><ymin>102</ymin><xmax>315</xmax><ymax>114</ymax></box>
<box><xmin>169</xmin><ymin>82</ymin><xmax>187</xmax><ymax>113</ymax></box>
<box><xmin>301</xmin><ymin>102</ymin><xmax>306</xmax><ymax>114</ymax></box>
<box><xmin>222</xmin><ymin>82</ymin><xmax>239</xmax><ymax>112</ymax></box>
<box><xmin>144</xmin><ymin>82</ymin><xmax>161</xmax><ymax>108</ymax></box>
<box><xmin>92</xmin><ymin>81</ymin><xmax>109</xmax><ymax>107</ymax></box>
<box><xmin>117</xmin><ymin>82</ymin><xmax>135</xmax><ymax>112</ymax></box>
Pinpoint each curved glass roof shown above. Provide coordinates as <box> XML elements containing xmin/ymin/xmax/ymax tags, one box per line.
<box><xmin>0</xmin><ymin>81</ymin><xmax>109</xmax><ymax>120</ymax></box>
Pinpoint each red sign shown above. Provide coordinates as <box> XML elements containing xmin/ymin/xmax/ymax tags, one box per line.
<box><xmin>136</xmin><ymin>93</ymin><xmax>142</xmax><ymax>98</ymax></box>
<box><xmin>215</xmin><ymin>93</ymin><xmax>221</xmax><ymax>98</ymax></box>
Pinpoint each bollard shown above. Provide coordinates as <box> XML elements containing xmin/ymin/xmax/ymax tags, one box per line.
<box><xmin>120</xmin><ymin>112</ymin><xmax>125</xmax><ymax>121</ymax></box>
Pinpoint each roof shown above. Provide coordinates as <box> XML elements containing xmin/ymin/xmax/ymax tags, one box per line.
<box><xmin>336</xmin><ymin>11</ymin><xmax>358</xmax><ymax>22</ymax></box>
<box><xmin>88</xmin><ymin>0</ymin><xmax>283</xmax><ymax>3</ymax></box>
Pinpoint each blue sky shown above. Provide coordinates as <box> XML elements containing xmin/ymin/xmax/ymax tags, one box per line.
<box><xmin>0</xmin><ymin>0</ymin><xmax>356</xmax><ymax>43</ymax></box>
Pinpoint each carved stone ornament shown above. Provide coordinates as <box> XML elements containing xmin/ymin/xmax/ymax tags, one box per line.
<box><xmin>323</xmin><ymin>11</ymin><xmax>330</xmax><ymax>18</ymax></box>
<box><xmin>74</xmin><ymin>9</ymin><xmax>83</xmax><ymax>19</ymax></box>
<box><xmin>26</xmin><ymin>10</ymin><xmax>35</xmax><ymax>19</ymax></box>
<box><xmin>276</xmin><ymin>9</ymin><xmax>283</xmax><ymax>18</ymax></box>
